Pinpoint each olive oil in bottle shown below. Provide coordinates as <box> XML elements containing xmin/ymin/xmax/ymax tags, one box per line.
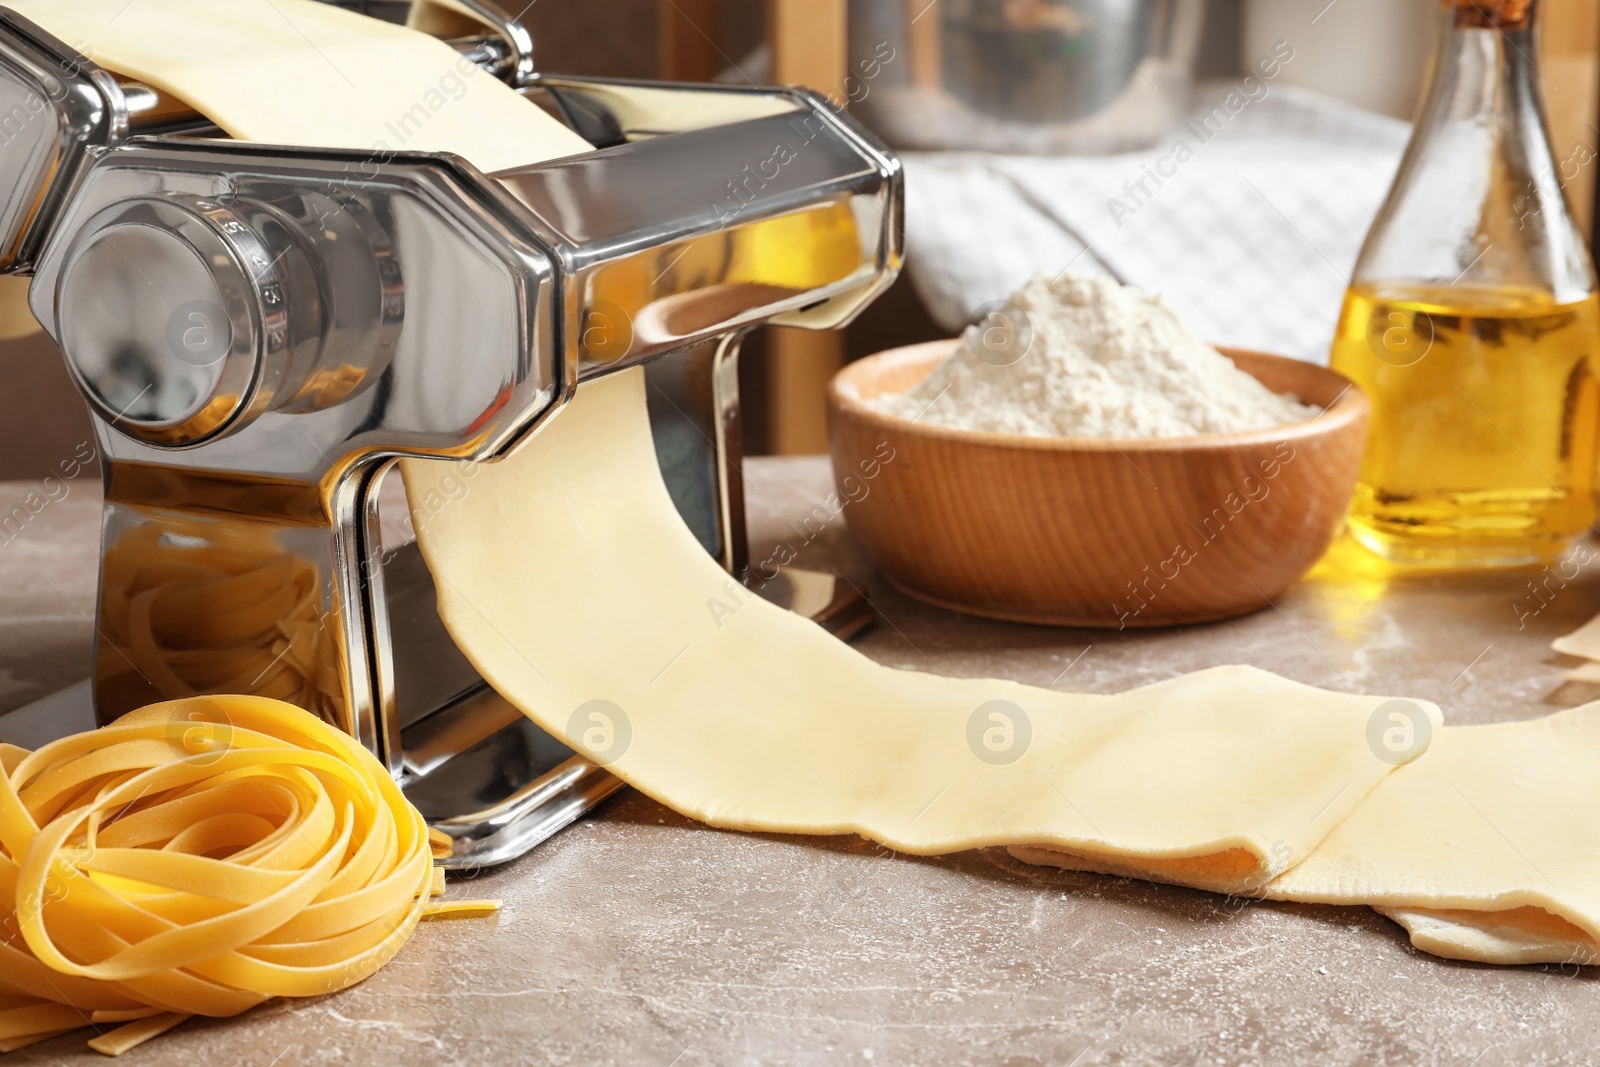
<box><xmin>1331</xmin><ymin>0</ymin><xmax>1600</xmax><ymax>567</ymax></box>
<box><xmin>1331</xmin><ymin>285</ymin><xmax>1600</xmax><ymax>565</ymax></box>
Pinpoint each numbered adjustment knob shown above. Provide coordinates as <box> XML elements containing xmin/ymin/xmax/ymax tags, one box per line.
<box><xmin>56</xmin><ymin>194</ymin><xmax>305</xmax><ymax>446</ymax></box>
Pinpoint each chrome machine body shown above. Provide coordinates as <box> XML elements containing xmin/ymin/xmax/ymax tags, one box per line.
<box><xmin>0</xmin><ymin>4</ymin><xmax>902</xmax><ymax>866</ymax></box>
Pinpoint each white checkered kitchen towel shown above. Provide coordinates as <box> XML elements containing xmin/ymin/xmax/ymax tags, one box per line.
<box><xmin>900</xmin><ymin>84</ymin><xmax>1411</xmax><ymax>363</ymax></box>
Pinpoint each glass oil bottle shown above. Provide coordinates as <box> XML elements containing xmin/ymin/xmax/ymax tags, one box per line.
<box><xmin>1329</xmin><ymin>0</ymin><xmax>1600</xmax><ymax>568</ymax></box>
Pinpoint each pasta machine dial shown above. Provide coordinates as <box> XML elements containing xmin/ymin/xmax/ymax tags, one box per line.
<box><xmin>55</xmin><ymin>190</ymin><xmax>399</xmax><ymax>446</ymax></box>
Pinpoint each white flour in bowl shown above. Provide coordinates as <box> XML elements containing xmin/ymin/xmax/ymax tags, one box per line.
<box><xmin>873</xmin><ymin>273</ymin><xmax>1320</xmax><ymax>439</ymax></box>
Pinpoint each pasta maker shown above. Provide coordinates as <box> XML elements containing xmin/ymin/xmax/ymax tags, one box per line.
<box><xmin>0</xmin><ymin>3</ymin><xmax>902</xmax><ymax>866</ymax></box>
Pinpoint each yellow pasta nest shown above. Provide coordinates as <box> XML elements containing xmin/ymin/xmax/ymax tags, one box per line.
<box><xmin>0</xmin><ymin>696</ymin><xmax>492</xmax><ymax>1056</ymax></box>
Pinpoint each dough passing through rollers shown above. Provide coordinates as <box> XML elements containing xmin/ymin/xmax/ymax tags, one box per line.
<box><xmin>404</xmin><ymin>370</ymin><xmax>1407</xmax><ymax>893</ymax></box>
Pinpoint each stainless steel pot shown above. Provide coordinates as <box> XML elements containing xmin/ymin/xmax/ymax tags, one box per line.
<box><xmin>848</xmin><ymin>0</ymin><xmax>1207</xmax><ymax>154</ymax></box>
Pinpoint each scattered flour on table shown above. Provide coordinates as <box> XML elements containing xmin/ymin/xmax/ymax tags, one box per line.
<box><xmin>874</xmin><ymin>273</ymin><xmax>1320</xmax><ymax>439</ymax></box>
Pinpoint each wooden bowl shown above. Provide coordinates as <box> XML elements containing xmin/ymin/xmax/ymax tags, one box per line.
<box><xmin>826</xmin><ymin>340</ymin><xmax>1369</xmax><ymax>628</ymax></box>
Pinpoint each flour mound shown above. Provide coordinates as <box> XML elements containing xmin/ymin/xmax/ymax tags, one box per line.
<box><xmin>874</xmin><ymin>273</ymin><xmax>1320</xmax><ymax>439</ymax></box>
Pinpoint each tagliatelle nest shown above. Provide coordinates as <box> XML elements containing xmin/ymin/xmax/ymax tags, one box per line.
<box><xmin>0</xmin><ymin>697</ymin><xmax>494</xmax><ymax>1056</ymax></box>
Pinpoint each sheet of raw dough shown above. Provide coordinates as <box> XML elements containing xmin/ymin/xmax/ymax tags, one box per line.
<box><xmin>1262</xmin><ymin>706</ymin><xmax>1600</xmax><ymax>964</ymax></box>
<box><xmin>1554</xmin><ymin>613</ymin><xmax>1600</xmax><ymax>661</ymax></box>
<box><xmin>11</xmin><ymin>0</ymin><xmax>590</xmax><ymax>174</ymax></box>
<box><xmin>402</xmin><ymin>370</ymin><xmax>1411</xmax><ymax>893</ymax></box>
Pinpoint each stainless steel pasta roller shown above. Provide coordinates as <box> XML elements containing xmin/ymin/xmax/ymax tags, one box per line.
<box><xmin>0</xmin><ymin>2</ymin><xmax>902</xmax><ymax>866</ymax></box>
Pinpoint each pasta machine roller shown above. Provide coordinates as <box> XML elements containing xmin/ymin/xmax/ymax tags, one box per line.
<box><xmin>0</xmin><ymin>3</ymin><xmax>902</xmax><ymax>866</ymax></box>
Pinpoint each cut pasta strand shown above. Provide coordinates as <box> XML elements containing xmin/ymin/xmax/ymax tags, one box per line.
<box><xmin>86</xmin><ymin>1013</ymin><xmax>190</xmax><ymax>1057</ymax></box>
<box><xmin>422</xmin><ymin>900</ymin><xmax>503</xmax><ymax>921</ymax></box>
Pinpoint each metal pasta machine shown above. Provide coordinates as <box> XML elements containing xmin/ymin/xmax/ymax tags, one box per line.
<box><xmin>0</xmin><ymin>2</ymin><xmax>902</xmax><ymax>866</ymax></box>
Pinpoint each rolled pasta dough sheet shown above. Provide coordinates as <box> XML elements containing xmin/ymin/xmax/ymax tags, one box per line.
<box><xmin>1553</xmin><ymin>613</ymin><xmax>1600</xmax><ymax>662</ymax></box>
<box><xmin>1377</xmin><ymin>907</ymin><xmax>1598</xmax><ymax>967</ymax></box>
<box><xmin>401</xmin><ymin>370</ymin><xmax>1414</xmax><ymax>895</ymax></box>
<box><xmin>11</xmin><ymin>0</ymin><xmax>590</xmax><ymax>173</ymax></box>
<box><xmin>1262</xmin><ymin>706</ymin><xmax>1600</xmax><ymax>964</ymax></box>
